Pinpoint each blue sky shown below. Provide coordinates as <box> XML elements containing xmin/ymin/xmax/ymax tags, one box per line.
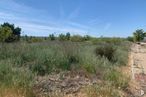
<box><xmin>0</xmin><ymin>0</ymin><xmax>146</xmax><ymax>37</ymax></box>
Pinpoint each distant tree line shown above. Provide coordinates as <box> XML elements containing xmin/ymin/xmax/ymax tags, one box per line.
<box><xmin>0</xmin><ymin>22</ymin><xmax>21</xmax><ymax>42</ymax></box>
<box><xmin>48</xmin><ymin>33</ymin><xmax>91</xmax><ymax>42</ymax></box>
<box><xmin>23</xmin><ymin>32</ymin><xmax>91</xmax><ymax>43</ymax></box>
<box><xmin>1</xmin><ymin>22</ymin><xmax>139</xmax><ymax>43</ymax></box>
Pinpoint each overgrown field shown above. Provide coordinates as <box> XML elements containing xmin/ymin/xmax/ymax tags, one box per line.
<box><xmin>0</xmin><ymin>39</ymin><xmax>131</xmax><ymax>97</ymax></box>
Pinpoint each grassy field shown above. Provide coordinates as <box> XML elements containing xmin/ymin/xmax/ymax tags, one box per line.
<box><xmin>0</xmin><ymin>39</ymin><xmax>131</xmax><ymax>97</ymax></box>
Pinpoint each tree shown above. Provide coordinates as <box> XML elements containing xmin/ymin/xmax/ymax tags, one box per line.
<box><xmin>0</xmin><ymin>26</ymin><xmax>12</xmax><ymax>42</ymax></box>
<box><xmin>59</xmin><ymin>33</ymin><xmax>66</xmax><ymax>41</ymax></box>
<box><xmin>1</xmin><ymin>22</ymin><xmax>21</xmax><ymax>42</ymax></box>
<box><xmin>133</xmin><ymin>29</ymin><xmax>145</xmax><ymax>42</ymax></box>
<box><xmin>66</xmin><ymin>32</ymin><xmax>71</xmax><ymax>40</ymax></box>
<box><xmin>144</xmin><ymin>32</ymin><xmax>146</xmax><ymax>37</ymax></box>
<box><xmin>83</xmin><ymin>35</ymin><xmax>91</xmax><ymax>41</ymax></box>
<box><xmin>49</xmin><ymin>34</ymin><xmax>55</xmax><ymax>40</ymax></box>
<box><xmin>127</xmin><ymin>36</ymin><xmax>133</xmax><ymax>42</ymax></box>
<box><xmin>23</xmin><ymin>35</ymin><xmax>29</xmax><ymax>42</ymax></box>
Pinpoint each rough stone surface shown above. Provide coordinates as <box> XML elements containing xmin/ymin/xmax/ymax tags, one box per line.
<box><xmin>130</xmin><ymin>44</ymin><xmax>146</xmax><ymax>97</ymax></box>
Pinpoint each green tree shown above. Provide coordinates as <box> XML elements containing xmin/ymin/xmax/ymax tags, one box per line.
<box><xmin>1</xmin><ymin>22</ymin><xmax>21</xmax><ymax>42</ymax></box>
<box><xmin>66</xmin><ymin>32</ymin><xmax>71</xmax><ymax>40</ymax></box>
<box><xmin>127</xmin><ymin>36</ymin><xmax>133</xmax><ymax>42</ymax></box>
<box><xmin>23</xmin><ymin>35</ymin><xmax>29</xmax><ymax>42</ymax></box>
<box><xmin>144</xmin><ymin>32</ymin><xmax>146</xmax><ymax>37</ymax></box>
<box><xmin>49</xmin><ymin>34</ymin><xmax>55</xmax><ymax>40</ymax></box>
<box><xmin>59</xmin><ymin>33</ymin><xmax>66</xmax><ymax>41</ymax></box>
<box><xmin>83</xmin><ymin>35</ymin><xmax>91</xmax><ymax>41</ymax></box>
<box><xmin>133</xmin><ymin>29</ymin><xmax>145</xmax><ymax>42</ymax></box>
<box><xmin>0</xmin><ymin>26</ymin><xmax>12</xmax><ymax>42</ymax></box>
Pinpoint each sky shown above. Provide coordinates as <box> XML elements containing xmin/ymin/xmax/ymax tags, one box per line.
<box><xmin>0</xmin><ymin>0</ymin><xmax>146</xmax><ymax>37</ymax></box>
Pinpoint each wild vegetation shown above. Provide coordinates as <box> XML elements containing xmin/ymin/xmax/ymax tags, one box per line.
<box><xmin>127</xmin><ymin>29</ymin><xmax>146</xmax><ymax>42</ymax></box>
<box><xmin>0</xmin><ymin>23</ymin><xmax>131</xmax><ymax>97</ymax></box>
<box><xmin>0</xmin><ymin>23</ymin><xmax>21</xmax><ymax>42</ymax></box>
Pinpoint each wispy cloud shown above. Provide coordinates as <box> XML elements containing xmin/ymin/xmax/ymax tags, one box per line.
<box><xmin>0</xmin><ymin>0</ymin><xmax>113</xmax><ymax>37</ymax></box>
<box><xmin>18</xmin><ymin>22</ymin><xmax>87</xmax><ymax>36</ymax></box>
<box><xmin>88</xmin><ymin>18</ymin><xmax>101</xmax><ymax>25</ymax></box>
<box><xmin>104</xmin><ymin>23</ymin><xmax>112</xmax><ymax>31</ymax></box>
<box><xmin>0</xmin><ymin>13</ymin><xmax>87</xmax><ymax>36</ymax></box>
<box><xmin>67</xmin><ymin>7</ymin><xmax>80</xmax><ymax>20</ymax></box>
<box><xmin>0</xmin><ymin>0</ymin><xmax>46</xmax><ymax>16</ymax></box>
<box><xmin>0</xmin><ymin>0</ymin><xmax>89</xmax><ymax>36</ymax></box>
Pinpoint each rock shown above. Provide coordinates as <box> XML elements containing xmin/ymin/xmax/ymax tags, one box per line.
<box><xmin>140</xmin><ymin>89</ymin><xmax>144</xmax><ymax>96</ymax></box>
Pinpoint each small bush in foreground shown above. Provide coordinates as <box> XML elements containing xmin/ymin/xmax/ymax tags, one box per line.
<box><xmin>104</xmin><ymin>69</ymin><xmax>129</xmax><ymax>89</ymax></box>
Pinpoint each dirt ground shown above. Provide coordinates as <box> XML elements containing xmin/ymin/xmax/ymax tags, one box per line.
<box><xmin>130</xmin><ymin>43</ymin><xmax>146</xmax><ymax>97</ymax></box>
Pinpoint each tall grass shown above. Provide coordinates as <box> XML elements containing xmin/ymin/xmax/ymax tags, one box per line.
<box><xmin>85</xmin><ymin>84</ymin><xmax>121</xmax><ymax>97</ymax></box>
<box><xmin>0</xmin><ymin>40</ymin><xmax>131</xmax><ymax>97</ymax></box>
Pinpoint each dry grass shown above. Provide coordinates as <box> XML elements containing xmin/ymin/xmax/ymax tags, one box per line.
<box><xmin>84</xmin><ymin>85</ymin><xmax>121</xmax><ymax>97</ymax></box>
<box><xmin>0</xmin><ymin>87</ymin><xmax>34</xmax><ymax>97</ymax></box>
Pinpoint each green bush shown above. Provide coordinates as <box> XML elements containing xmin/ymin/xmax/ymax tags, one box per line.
<box><xmin>95</xmin><ymin>44</ymin><xmax>115</xmax><ymax>61</ymax></box>
<box><xmin>31</xmin><ymin>64</ymin><xmax>47</xmax><ymax>76</ymax></box>
<box><xmin>70</xmin><ymin>35</ymin><xmax>83</xmax><ymax>42</ymax></box>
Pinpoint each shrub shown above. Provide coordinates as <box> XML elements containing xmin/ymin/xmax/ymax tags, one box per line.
<box><xmin>70</xmin><ymin>35</ymin><xmax>83</xmax><ymax>42</ymax></box>
<box><xmin>104</xmin><ymin>69</ymin><xmax>129</xmax><ymax>89</ymax></box>
<box><xmin>31</xmin><ymin>64</ymin><xmax>47</xmax><ymax>76</ymax></box>
<box><xmin>0</xmin><ymin>26</ymin><xmax>12</xmax><ymax>42</ymax></box>
<box><xmin>95</xmin><ymin>44</ymin><xmax>115</xmax><ymax>61</ymax></box>
<box><xmin>68</xmin><ymin>55</ymin><xmax>79</xmax><ymax>63</ymax></box>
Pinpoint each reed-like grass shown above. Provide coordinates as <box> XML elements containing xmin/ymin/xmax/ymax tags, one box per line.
<box><xmin>0</xmin><ymin>40</ymin><xmax>131</xmax><ymax>97</ymax></box>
